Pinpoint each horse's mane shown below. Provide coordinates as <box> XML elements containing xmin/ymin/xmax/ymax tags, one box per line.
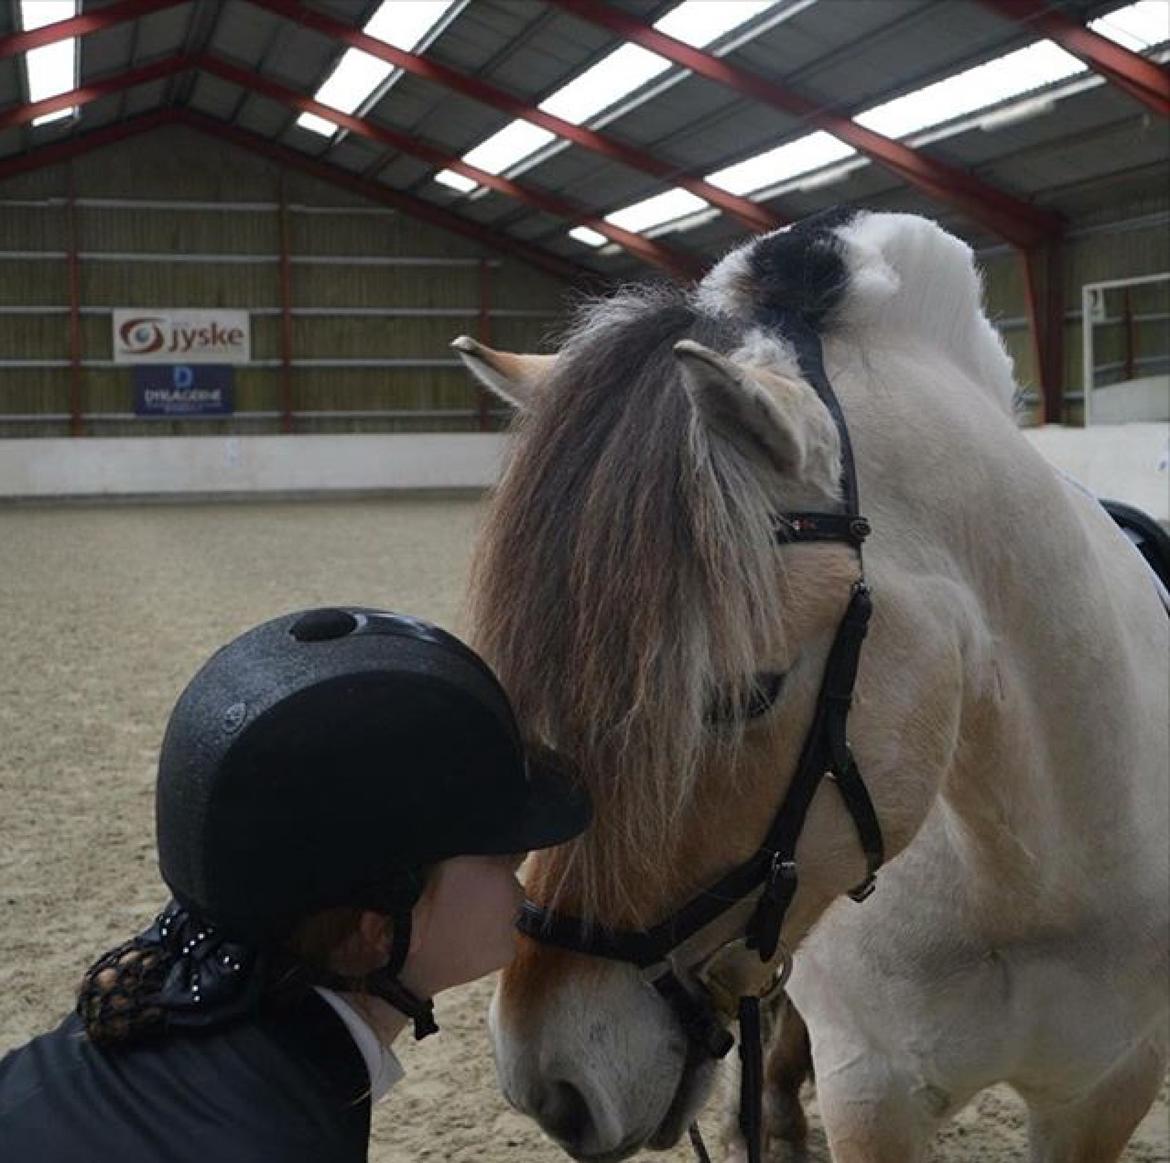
<box><xmin>468</xmin><ymin>285</ymin><xmax>798</xmax><ymax>921</ymax></box>
<box><xmin>468</xmin><ymin>210</ymin><xmax>1015</xmax><ymax>922</ymax></box>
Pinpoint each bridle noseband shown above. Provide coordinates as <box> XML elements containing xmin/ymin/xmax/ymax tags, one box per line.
<box><xmin>516</xmin><ymin>314</ymin><xmax>885</xmax><ymax>1163</ymax></box>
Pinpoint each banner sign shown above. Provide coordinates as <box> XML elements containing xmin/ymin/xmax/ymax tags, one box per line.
<box><xmin>133</xmin><ymin>365</ymin><xmax>234</xmax><ymax>416</ymax></box>
<box><xmin>114</xmin><ymin>309</ymin><xmax>250</xmax><ymax>365</ymax></box>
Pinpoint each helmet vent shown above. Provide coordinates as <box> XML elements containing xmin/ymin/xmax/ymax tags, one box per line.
<box><xmin>290</xmin><ymin>609</ymin><xmax>358</xmax><ymax>642</ymax></box>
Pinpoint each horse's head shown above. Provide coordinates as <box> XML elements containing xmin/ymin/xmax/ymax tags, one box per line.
<box><xmin>459</xmin><ymin>216</ymin><xmax>967</xmax><ymax>1159</ymax></box>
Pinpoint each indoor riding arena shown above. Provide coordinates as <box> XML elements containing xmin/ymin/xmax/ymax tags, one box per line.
<box><xmin>1</xmin><ymin>2</ymin><xmax>1168</xmax><ymax>1162</ymax></box>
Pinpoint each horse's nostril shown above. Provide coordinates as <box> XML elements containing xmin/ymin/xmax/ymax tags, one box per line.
<box><xmin>538</xmin><ymin>1079</ymin><xmax>592</xmax><ymax>1147</ymax></box>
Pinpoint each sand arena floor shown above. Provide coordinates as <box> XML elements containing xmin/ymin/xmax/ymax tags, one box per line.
<box><xmin>0</xmin><ymin>497</ymin><xmax>1165</xmax><ymax>1162</ymax></box>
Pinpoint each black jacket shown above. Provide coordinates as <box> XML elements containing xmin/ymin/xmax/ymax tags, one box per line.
<box><xmin>0</xmin><ymin>990</ymin><xmax>371</xmax><ymax>1163</ymax></box>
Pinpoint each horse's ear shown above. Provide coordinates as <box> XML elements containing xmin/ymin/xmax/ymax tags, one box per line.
<box><xmin>450</xmin><ymin>335</ymin><xmax>555</xmax><ymax>412</ymax></box>
<box><xmin>674</xmin><ymin>339</ymin><xmax>808</xmax><ymax>477</ymax></box>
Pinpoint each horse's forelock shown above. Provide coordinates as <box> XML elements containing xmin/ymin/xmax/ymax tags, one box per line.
<box><xmin>469</xmin><ymin>287</ymin><xmax>794</xmax><ymax>922</ymax></box>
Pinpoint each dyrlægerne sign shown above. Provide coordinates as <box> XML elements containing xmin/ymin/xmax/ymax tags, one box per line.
<box><xmin>133</xmin><ymin>365</ymin><xmax>234</xmax><ymax>417</ymax></box>
<box><xmin>113</xmin><ymin>309</ymin><xmax>250</xmax><ymax>364</ymax></box>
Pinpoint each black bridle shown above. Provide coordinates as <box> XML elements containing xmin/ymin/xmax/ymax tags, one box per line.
<box><xmin>516</xmin><ymin>315</ymin><xmax>885</xmax><ymax>1163</ymax></box>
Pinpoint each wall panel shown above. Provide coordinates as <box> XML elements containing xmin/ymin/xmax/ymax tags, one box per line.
<box><xmin>0</xmin><ymin>125</ymin><xmax>569</xmax><ymax>437</ymax></box>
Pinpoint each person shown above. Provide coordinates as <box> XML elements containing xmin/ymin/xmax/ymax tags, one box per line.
<box><xmin>0</xmin><ymin>606</ymin><xmax>590</xmax><ymax>1162</ymax></box>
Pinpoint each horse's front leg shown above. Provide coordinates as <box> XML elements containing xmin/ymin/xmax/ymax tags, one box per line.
<box><xmin>813</xmin><ymin>1043</ymin><xmax>941</xmax><ymax>1163</ymax></box>
<box><xmin>1020</xmin><ymin>1020</ymin><xmax>1168</xmax><ymax>1163</ymax></box>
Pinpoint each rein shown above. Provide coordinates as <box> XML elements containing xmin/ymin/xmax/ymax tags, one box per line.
<box><xmin>516</xmin><ymin>313</ymin><xmax>885</xmax><ymax>1163</ymax></box>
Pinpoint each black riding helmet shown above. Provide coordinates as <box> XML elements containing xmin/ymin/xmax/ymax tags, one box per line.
<box><xmin>152</xmin><ymin>606</ymin><xmax>590</xmax><ymax>1036</ymax></box>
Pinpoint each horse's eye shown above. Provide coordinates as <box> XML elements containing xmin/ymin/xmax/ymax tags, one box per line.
<box><xmin>706</xmin><ymin>672</ymin><xmax>786</xmax><ymax>726</ymax></box>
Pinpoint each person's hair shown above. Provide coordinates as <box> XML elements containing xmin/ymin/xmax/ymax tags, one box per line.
<box><xmin>77</xmin><ymin>905</ymin><xmax>370</xmax><ymax>1046</ymax></box>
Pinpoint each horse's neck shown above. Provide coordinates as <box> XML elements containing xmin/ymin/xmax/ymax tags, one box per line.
<box><xmin>841</xmin><ymin>338</ymin><xmax>1168</xmax><ymax>924</ymax></box>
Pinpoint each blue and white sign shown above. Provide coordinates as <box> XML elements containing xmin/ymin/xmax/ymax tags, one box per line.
<box><xmin>133</xmin><ymin>365</ymin><xmax>234</xmax><ymax>416</ymax></box>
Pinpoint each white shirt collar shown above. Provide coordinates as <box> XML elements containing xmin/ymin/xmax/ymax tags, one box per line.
<box><xmin>314</xmin><ymin>986</ymin><xmax>405</xmax><ymax>1104</ymax></box>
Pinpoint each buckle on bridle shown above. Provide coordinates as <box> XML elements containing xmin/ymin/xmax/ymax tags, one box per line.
<box><xmin>767</xmin><ymin>852</ymin><xmax>797</xmax><ymax>889</ymax></box>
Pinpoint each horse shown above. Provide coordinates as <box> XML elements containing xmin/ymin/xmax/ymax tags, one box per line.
<box><xmin>454</xmin><ymin>210</ymin><xmax>1170</xmax><ymax>1162</ymax></box>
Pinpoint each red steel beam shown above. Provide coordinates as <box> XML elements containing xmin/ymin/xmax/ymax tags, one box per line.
<box><xmin>1021</xmin><ymin>240</ymin><xmax>1066</xmax><ymax>423</ymax></box>
<box><xmin>277</xmin><ymin>173</ymin><xmax>295</xmax><ymax>434</ymax></box>
<box><xmin>248</xmin><ymin>0</ymin><xmax>783</xmax><ymax>234</ymax></box>
<box><xmin>0</xmin><ymin>0</ymin><xmax>186</xmax><ymax>60</ymax></box>
<box><xmin>0</xmin><ymin>55</ymin><xmax>188</xmax><ymax>130</ymax></box>
<box><xmin>978</xmin><ymin>0</ymin><xmax>1169</xmax><ymax>118</ymax></box>
<box><xmin>554</xmin><ymin>0</ymin><xmax>1065</xmax><ymax>250</ymax></box>
<box><xmin>196</xmin><ymin>54</ymin><xmax>704</xmax><ymax>280</ymax></box>
<box><xmin>65</xmin><ymin>163</ymin><xmax>84</xmax><ymax>437</ymax></box>
<box><xmin>172</xmin><ymin>110</ymin><xmax>596</xmax><ymax>285</ymax></box>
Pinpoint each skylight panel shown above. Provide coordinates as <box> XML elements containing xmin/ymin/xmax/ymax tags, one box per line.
<box><xmin>364</xmin><ymin>0</ymin><xmax>457</xmax><ymax>51</ymax></box>
<box><xmin>298</xmin><ymin>111</ymin><xmax>343</xmax><ymax>137</ymax></box>
<box><xmin>296</xmin><ymin>0</ymin><xmax>458</xmax><ymax>136</ymax></box>
<box><xmin>569</xmin><ymin>226</ymin><xmax>608</xmax><ymax>248</ymax></box>
<box><xmin>20</xmin><ymin>0</ymin><xmax>78</xmax><ymax>126</ymax></box>
<box><xmin>438</xmin><ymin>1</ymin><xmax>778</xmax><ymax>191</ymax></box>
<box><xmin>1089</xmin><ymin>1</ymin><xmax>1170</xmax><ymax>51</ymax></box>
<box><xmin>540</xmin><ymin>44</ymin><xmax>674</xmax><ymax>125</ymax></box>
<box><xmin>854</xmin><ymin>40</ymin><xmax>1084</xmax><ymax>139</ymax></box>
<box><xmin>605</xmin><ymin>188</ymin><xmax>708</xmax><ymax>233</ymax></box>
<box><xmin>433</xmin><ymin>169</ymin><xmax>477</xmax><ymax>193</ymax></box>
<box><xmin>298</xmin><ymin>47</ymin><xmax>393</xmax><ymax>135</ymax></box>
<box><xmin>706</xmin><ymin>131</ymin><xmax>855</xmax><ymax>195</ymax></box>
<box><xmin>461</xmin><ymin>121</ymin><xmax>557</xmax><ymax>175</ymax></box>
<box><xmin>852</xmin><ymin>2</ymin><xmax>1168</xmax><ymax>142</ymax></box>
<box><xmin>655</xmin><ymin>1</ymin><xmax>777</xmax><ymax>48</ymax></box>
<box><xmin>542</xmin><ymin>3</ymin><xmax>777</xmax><ymax>125</ymax></box>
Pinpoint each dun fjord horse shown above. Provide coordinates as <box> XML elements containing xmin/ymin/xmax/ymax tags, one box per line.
<box><xmin>456</xmin><ymin>211</ymin><xmax>1169</xmax><ymax>1162</ymax></box>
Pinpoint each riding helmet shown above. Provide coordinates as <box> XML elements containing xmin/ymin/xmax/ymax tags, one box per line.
<box><xmin>156</xmin><ymin>607</ymin><xmax>590</xmax><ymax>943</ymax></box>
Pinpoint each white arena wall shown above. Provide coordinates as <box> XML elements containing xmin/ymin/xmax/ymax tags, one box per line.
<box><xmin>0</xmin><ymin>433</ymin><xmax>508</xmax><ymax>498</ymax></box>
<box><xmin>1025</xmin><ymin>422</ymin><xmax>1168</xmax><ymax>523</ymax></box>
<box><xmin>0</xmin><ymin>424</ymin><xmax>1166</xmax><ymax>523</ymax></box>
